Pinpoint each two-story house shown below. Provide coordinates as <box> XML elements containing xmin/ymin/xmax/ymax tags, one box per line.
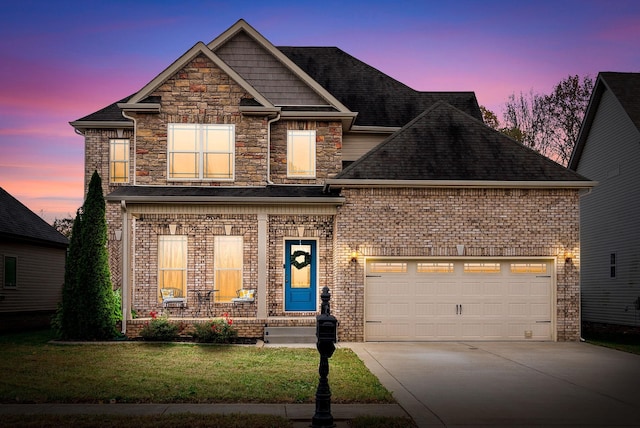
<box><xmin>71</xmin><ymin>19</ymin><xmax>593</xmax><ymax>342</ymax></box>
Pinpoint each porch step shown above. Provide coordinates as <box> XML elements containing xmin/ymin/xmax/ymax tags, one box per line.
<box><xmin>263</xmin><ymin>326</ymin><xmax>316</xmax><ymax>344</ymax></box>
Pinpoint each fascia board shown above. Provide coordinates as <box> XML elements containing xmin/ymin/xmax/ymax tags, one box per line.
<box><xmin>279</xmin><ymin>110</ymin><xmax>357</xmax><ymax>128</ymax></box>
<box><xmin>239</xmin><ymin>106</ymin><xmax>282</xmax><ymax>116</ymax></box>
<box><xmin>326</xmin><ymin>179</ymin><xmax>598</xmax><ymax>189</ymax></box>
<box><xmin>117</xmin><ymin>102</ymin><xmax>161</xmax><ymax>112</ymax></box>
<box><xmin>69</xmin><ymin>120</ymin><xmax>133</xmax><ymax>129</ymax></box>
<box><xmin>105</xmin><ymin>195</ymin><xmax>345</xmax><ymax>205</ymax></box>
<box><xmin>207</xmin><ymin>19</ymin><xmax>353</xmax><ymax>115</ymax></box>
<box><xmin>128</xmin><ymin>41</ymin><xmax>273</xmax><ymax>108</ymax></box>
<box><xmin>349</xmin><ymin>125</ymin><xmax>402</xmax><ymax>134</ymax></box>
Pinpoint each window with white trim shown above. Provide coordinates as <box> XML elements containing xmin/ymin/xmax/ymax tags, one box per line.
<box><xmin>167</xmin><ymin>123</ymin><xmax>235</xmax><ymax>180</ymax></box>
<box><xmin>215</xmin><ymin>236</ymin><xmax>243</xmax><ymax>302</ymax></box>
<box><xmin>158</xmin><ymin>236</ymin><xmax>187</xmax><ymax>301</ymax></box>
<box><xmin>287</xmin><ymin>130</ymin><xmax>316</xmax><ymax>178</ymax></box>
<box><xmin>109</xmin><ymin>138</ymin><xmax>130</xmax><ymax>183</ymax></box>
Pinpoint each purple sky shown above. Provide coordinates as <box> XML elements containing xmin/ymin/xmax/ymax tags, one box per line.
<box><xmin>1</xmin><ymin>0</ymin><xmax>638</xmax><ymax>223</ymax></box>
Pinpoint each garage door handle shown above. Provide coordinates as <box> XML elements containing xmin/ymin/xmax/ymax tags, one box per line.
<box><xmin>535</xmin><ymin>320</ymin><xmax>551</xmax><ymax>323</ymax></box>
<box><xmin>366</xmin><ymin>275</ymin><xmax>382</xmax><ymax>278</ymax></box>
<box><xmin>366</xmin><ymin>320</ymin><xmax>382</xmax><ymax>323</ymax></box>
<box><xmin>456</xmin><ymin>304</ymin><xmax>462</xmax><ymax>315</ymax></box>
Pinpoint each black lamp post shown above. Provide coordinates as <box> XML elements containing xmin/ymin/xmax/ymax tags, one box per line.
<box><xmin>312</xmin><ymin>286</ymin><xmax>338</xmax><ymax>428</ymax></box>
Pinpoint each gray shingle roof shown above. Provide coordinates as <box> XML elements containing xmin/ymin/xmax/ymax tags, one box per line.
<box><xmin>0</xmin><ymin>187</ymin><xmax>69</xmax><ymax>247</ymax></box>
<box><xmin>105</xmin><ymin>185</ymin><xmax>342</xmax><ymax>202</ymax></box>
<box><xmin>278</xmin><ymin>46</ymin><xmax>481</xmax><ymax>127</ymax></box>
<box><xmin>336</xmin><ymin>102</ymin><xmax>590</xmax><ymax>182</ymax></box>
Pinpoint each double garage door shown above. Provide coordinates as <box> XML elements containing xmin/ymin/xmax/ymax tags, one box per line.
<box><xmin>365</xmin><ymin>259</ymin><xmax>553</xmax><ymax>341</ymax></box>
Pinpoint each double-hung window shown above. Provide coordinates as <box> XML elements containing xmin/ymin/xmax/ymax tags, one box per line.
<box><xmin>287</xmin><ymin>130</ymin><xmax>316</xmax><ymax>178</ymax></box>
<box><xmin>109</xmin><ymin>139</ymin><xmax>130</xmax><ymax>183</ymax></box>
<box><xmin>168</xmin><ymin>123</ymin><xmax>235</xmax><ymax>180</ymax></box>
<box><xmin>214</xmin><ymin>236</ymin><xmax>243</xmax><ymax>302</ymax></box>
<box><xmin>158</xmin><ymin>236</ymin><xmax>187</xmax><ymax>301</ymax></box>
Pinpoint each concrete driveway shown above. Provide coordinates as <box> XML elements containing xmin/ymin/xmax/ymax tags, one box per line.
<box><xmin>347</xmin><ymin>341</ymin><xmax>640</xmax><ymax>427</ymax></box>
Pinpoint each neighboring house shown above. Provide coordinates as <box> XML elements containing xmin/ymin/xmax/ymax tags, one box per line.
<box><xmin>569</xmin><ymin>72</ymin><xmax>640</xmax><ymax>333</ymax></box>
<box><xmin>70</xmin><ymin>19</ymin><xmax>593</xmax><ymax>342</ymax></box>
<box><xmin>0</xmin><ymin>187</ymin><xmax>69</xmax><ymax>332</ymax></box>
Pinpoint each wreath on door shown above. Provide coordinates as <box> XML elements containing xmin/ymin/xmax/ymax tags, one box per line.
<box><xmin>290</xmin><ymin>250</ymin><xmax>311</xmax><ymax>269</ymax></box>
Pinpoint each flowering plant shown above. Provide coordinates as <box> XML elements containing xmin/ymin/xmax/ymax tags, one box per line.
<box><xmin>139</xmin><ymin>313</ymin><xmax>183</xmax><ymax>341</ymax></box>
<box><xmin>192</xmin><ymin>312</ymin><xmax>238</xmax><ymax>343</ymax></box>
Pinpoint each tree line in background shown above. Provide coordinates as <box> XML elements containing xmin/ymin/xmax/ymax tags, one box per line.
<box><xmin>481</xmin><ymin>74</ymin><xmax>594</xmax><ymax>167</ymax></box>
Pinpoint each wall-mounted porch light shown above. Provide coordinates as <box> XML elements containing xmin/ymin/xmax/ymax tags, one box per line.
<box><xmin>350</xmin><ymin>250</ymin><xmax>359</xmax><ymax>263</ymax></box>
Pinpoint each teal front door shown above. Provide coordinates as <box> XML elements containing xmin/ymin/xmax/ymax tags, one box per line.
<box><xmin>285</xmin><ymin>240</ymin><xmax>317</xmax><ymax>311</ymax></box>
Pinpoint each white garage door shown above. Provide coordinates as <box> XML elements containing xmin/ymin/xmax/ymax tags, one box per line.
<box><xmin>365</xmin><ymin>260</ymin><xmax>553</xmax><ymax>341</ymax></box>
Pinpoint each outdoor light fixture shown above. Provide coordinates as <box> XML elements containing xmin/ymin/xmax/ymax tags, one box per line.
<box><xmin>350</xmin><ymin>250</ymin><xmax>358</xmax><ymax>263</ymax></box>
<box><xmin>564</xmin><ymin>251</ymin><xmax>574</xmax><ymax>264</ymax></box>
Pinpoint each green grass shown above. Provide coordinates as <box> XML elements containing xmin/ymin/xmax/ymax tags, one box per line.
<box><xmin>0</xmin><ymin>329</ymin><xmax>392</xmax><ymax>404</ymax></box>
<box><xmin>584</xmin><ymin>333</ymin><xmax>640</xmax><ymax>355</ymax></box>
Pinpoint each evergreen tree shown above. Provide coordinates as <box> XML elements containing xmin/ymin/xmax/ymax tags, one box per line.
<box><xmin>53</xmin><ymin>171</ymin><xmax>120</xmax><ymax>339</ymax></box>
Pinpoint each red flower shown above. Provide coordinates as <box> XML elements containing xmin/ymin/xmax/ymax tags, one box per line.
<box><xmin>149</xmin><ymin>311</ymin><xmax>158</xmax><ymax>319</ymax></box>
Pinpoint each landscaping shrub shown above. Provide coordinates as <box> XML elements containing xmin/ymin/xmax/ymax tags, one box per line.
<box><xmin>192</xmin><ymin>313</ymin><xmax>238</xmax><ymax>343</ymax></box>
<box><xmin>139</xmin><ymin>314</ymin><xmax>182</xmax><ymax>341</ymax></box>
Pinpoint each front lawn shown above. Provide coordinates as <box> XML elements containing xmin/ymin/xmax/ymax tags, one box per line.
<box><xmin>0</xmin><ymin>329</ymin><xmax>393</xmax><ymax>404</ymax></box>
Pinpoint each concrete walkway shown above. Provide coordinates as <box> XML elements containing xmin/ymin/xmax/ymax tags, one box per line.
<box><xmin>0</xmin><ymin>403</ymin><xmax>408</xmax><ymax>427</ymax></box>
<box><xmin>348</xmin><ymin>341</ymin><xmax>640</xmax><ymax>427</ymax></box>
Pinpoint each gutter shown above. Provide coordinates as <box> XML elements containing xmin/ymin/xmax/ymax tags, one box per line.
<box><xmin>104</xmin><ymin>195</ymin><xmax>345</xmax><ymax>205</ymax></box>
<box><xmin>325</xmin><ymin>179</ymin><xmax>598</xmax><ymax>189</ymax></box>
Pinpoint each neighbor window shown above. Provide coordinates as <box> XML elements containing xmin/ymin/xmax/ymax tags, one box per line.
<box><xmin>214</xmin><ymin>236</ymin><xmax>243</xmax><ymax>302</ymax></box>
<box><xmin>158</xmin><ymin>236</ymin><xmax>187</xmax><ymax>301</ymax></box>
<box><xmin>287</xmin><ymin>130</ymin><xmax>316</xmax><ymax>178</ymax></box>
<box><xmin>168</xmin><ymin>123</ymin><xmax>235</xmax><ymax>180</ymax></box>
<box><xmin>3</xmin><ymin>256</ymin><xmax>17</xmax><ymax>288</ymax></box>
<box><xmin>109</xmin><ymin>138</ymin><xmax>130</xmax><ymax>183</ymax></box>
<box><xmin>610</xmin><ymin>253</ymin><xmax>617</xmax><ymax>278</ymax></box>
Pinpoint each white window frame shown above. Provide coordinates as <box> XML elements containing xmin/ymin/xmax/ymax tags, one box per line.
<box><xmin>214</xmin><ymin>235</ymin><xmax>243</xmax><ymax>303</ymax></box>
<box><xmin>287</xmin><ymin>130</ymin><xmax>316</xmax><ymax>178</ymax></box>
<box><xmin>167</xmin><ymin>123</ymin><xmax>235</xmax><ymax>181</ymax></box>
<box><xmin>109</xmin><ymin>138</ymin><xmax>130</xmax><ymax>183</ymax></box>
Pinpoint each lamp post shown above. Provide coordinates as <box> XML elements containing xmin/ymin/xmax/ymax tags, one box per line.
<box><xmin>312</xmin><ymin>286</ymin><xmax>338</xmax><ymax>428</ymax></box>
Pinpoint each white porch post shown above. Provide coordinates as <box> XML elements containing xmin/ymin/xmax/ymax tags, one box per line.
<box><xmin>257</xmin><ymin>213</ymin><xmax>268</xmax><ymax>318</ymax></box>
<box><xmin>120</xmin><ymin>201</ymin><xmax>130</xmax><ymax>334</ymax></box>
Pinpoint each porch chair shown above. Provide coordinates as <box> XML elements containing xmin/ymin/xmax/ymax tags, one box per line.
<box><xmin>231</xmin><ymin>289</ymin><xmax>255</xmax><ymax>316</ymax></box>
<box><xmin>160</xmin><ymin>287</ymin><xmax>187</xmax><ymax>315</ymax></box>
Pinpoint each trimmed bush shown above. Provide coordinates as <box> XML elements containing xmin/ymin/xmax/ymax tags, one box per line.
<box><xmin>192</xmin><ymin>314</ymin><xmax>238</xmax><ymax>343</ymax></box>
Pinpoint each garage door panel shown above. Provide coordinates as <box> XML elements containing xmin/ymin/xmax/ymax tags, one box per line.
<box><xmin>366</xmin><ymin>259</ymin><xmax>553</xmax><ymax>341</ymax></box>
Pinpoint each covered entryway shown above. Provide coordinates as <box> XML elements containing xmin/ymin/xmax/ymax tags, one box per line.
<box><xmin>365</xmin><ymin>259</ymin><xmax>553</xmax><ymax>341</ymax></box>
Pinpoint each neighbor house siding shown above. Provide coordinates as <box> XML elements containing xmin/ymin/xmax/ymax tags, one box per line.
<box><xmin>576</xmin><ymin>88</ymin><xmax>640</xmax><ymax>327</ymax></box>
<box><xmin>334</xmin><ymin>187</ymin><xmax>581</xmax><ymax>341</ymax></box>
<box><xmin>0</xmin><ymin>242</ymin><xmax>65</xmax><ymax>312</ymax></box>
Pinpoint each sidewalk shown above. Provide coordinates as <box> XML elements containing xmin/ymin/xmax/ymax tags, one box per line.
<box><xmin>0</xmin><ymin>403</ymin><xmax>409</xmax><ymax>427</ymax></box>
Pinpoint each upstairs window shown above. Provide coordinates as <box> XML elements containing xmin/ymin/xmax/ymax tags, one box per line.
<box><xmin>168</xmin><ymin>123</ymin><xmax>235</xmax><ymax>181</ymax></box>
<box><xmin>109</xmin><ymin>139</ymin><xmax>130</xmax><ymax>183</ymax></box>
<box><xmin>610</xmin><ymin>253</ymin><xmax>617</xmax><ymax>278</ymax></box>
<box><xmin>287</xmin><ymin>130</ymin><xmax>316</xmax><ymax>178</ymax></box>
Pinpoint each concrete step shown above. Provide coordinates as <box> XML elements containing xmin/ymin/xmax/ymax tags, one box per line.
<box><xmin>264</xmin><ymin>326</ymin><xmax>316</xmax><ymax>344</ymax></box>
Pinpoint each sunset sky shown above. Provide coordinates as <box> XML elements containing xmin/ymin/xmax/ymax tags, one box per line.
<box><xmin>1</xmin><ymin>0</ymin><xmax>638</xmax><ymax>223</ymax></box>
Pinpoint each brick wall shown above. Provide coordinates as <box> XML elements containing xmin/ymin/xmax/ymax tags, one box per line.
<box><xmin>333</xmin><ymin>187</ymin><xmax>582</xmax><ymax>342</ymax></box>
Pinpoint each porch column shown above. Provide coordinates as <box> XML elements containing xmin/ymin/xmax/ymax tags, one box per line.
<box><xmin>120</xmin><ymin>200</ymin><xmax>130</xmax><ymax>334</ymax></box>
<box><xmin>257</xmin><ymin>213</ymin><xmax>268</xmax><ymax>318</ymax></box>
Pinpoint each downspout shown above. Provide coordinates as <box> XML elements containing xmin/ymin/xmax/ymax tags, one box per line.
<box><xmin>266</xmin><ymin>113</ymin><xmax>280</xmax><ymax>184</ymax></box>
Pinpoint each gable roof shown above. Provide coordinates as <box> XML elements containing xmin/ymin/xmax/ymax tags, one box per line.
<box><xmin>71</xmin><ymin>20</ymin><xmax>480</xmax><ymax>132</ymax></box>
<box><xmin>569</xmin><ymin>72</ymin><xmax>640</xmax><ymax>170</ymax></box>
<box><xmin>329</xmin><ymin>101</ymin><xmax>592</xmax><ymax>186</ymax></box>
<box><xmin>278</xmin><ymin>46</ymin><xmax>481</xmax><ymax>128</ymax></box>
<box><xmin>0</xmin><ymin>187</ymin><xmax>69</xmax><ymax>248</ymax></box>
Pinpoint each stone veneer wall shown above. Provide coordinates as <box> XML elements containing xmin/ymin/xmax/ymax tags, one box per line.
<box><xmin>333</xmin><ymin>187</ymin><xmax>582</xmax><ymax>342</ymax></box>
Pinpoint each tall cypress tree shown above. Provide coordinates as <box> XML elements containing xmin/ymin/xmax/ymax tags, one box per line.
<box><xmin>53</xmin><ymin>171</ymin><xmax>120</xmax><ymax>340</ymax></box>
